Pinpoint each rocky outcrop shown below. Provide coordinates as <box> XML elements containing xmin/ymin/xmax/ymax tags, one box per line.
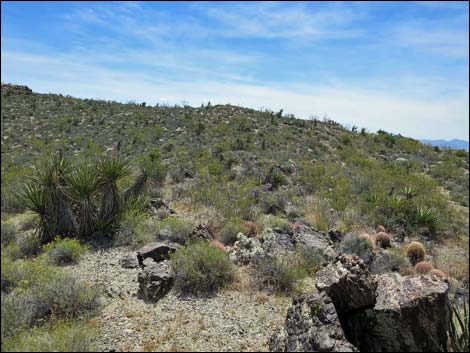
<box><xmin>344</xmin><ymin>273</ymin><xmax>449</xmax><ymax>352</ymax></box>
<box><xmin>268</xmin><ymin>292</ymin><xmax>358</xmax><ymax>352</ymax></box>
<box><xmin>316</xmin><ymin>255</ymin><xmax>377</xmax><ymax>313</ymax></box>
<box><xmin>136</xmin><ymin>241</ymin><xmax>179</xmax><ymax>267</ymax></box>
<box><xmin>137</xmin><ymin>260</ymin><xmax>173</xmax><ymax>303</ymax></box>
<box><xmin>272</xmin><ymin>254</ymin><xmax>450</xmax><ymax>352</ymax></box>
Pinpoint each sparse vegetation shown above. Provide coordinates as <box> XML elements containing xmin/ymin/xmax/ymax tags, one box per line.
<box><xmin>170</xmin><ymin>241</ymin><xmax>234</xmax><ymax>294</ymax></box>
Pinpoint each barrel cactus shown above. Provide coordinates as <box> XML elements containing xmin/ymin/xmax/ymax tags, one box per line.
<box><xmin>405</xmin><ymin>241</ymin><xmax>425</xmax><ymax>265</ymax></box>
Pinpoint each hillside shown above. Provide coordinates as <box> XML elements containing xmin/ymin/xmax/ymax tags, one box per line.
<box><xmin>1</xmin><ymin>83</ymin><xmax>469</xmax><ymax>352</ymax></box>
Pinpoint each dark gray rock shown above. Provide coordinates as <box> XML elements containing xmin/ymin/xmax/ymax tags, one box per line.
<box><xmin>136</xmin><ymin>241</ymin><xmax>179</xmax><ymax>266</ymax></box>
<box><xmin>268</xmin><ymin>292</ymin><xmax>358</xmax><ymax>352</ymax></box>
<box><xmin>137</xmin><ymin>260</ymin><xmax>173</xmax><ymax>303</ymax></box>
<box><xmin>316</xmin><ymin>255</ymin><xmax>377</xmax><ymax>313</ymax></box>
<box><xmin>344</xmin><ymin>273</ymin><xmax>449</xmax><ymax>352</ymax></box>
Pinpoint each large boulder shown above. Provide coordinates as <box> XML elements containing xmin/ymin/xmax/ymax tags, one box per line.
<box><xmin>137</xmin><ymin>260</ymin><xmax>173</xmax><ymax>303</ymax></box>
<box><xmin>268</xmin><ymin>292</ymin><xmax>358</xmax><ymax>352</ymax></box>
<box><xmin>316</xmin><ymin>255</ymin><xmax>377</xmax><ymax>313</ymax></box>
<box><xmin>344</xmin><ymin>273</ymin><xmax>449</xmax><ymax>352</ymax></box>
<box><xmin>136</xmin><ymin>241</ymin><xmax>180</xmax><ymax>266</ymax></box>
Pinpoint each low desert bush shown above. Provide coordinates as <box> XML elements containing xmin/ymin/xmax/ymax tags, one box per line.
<box><xmin>14</xmin><ymin>232</ymin><xmax>42</xmax><ymax>258</ymax></box>
<box><xmin>340</xmin><ymin>233</ymin><xmax>374</xmax><ymax>261</ymax></box>
<box><xmin>255</xmin><ymin>254</ymin><xmax>307</xmax><ymax>294</ymax></box>
<box><xmin>1</xmin><ymin>221</ymin><xmax>16</xmax><ymax>245</ymax></box>
<box><xmin>294</xmin><ymin>246</ymin><xmax>325</xmax><ymax>275</ymax></box>
<box><xmin>405</xmin><ymin>241</ymin><xmax>426</xmax><ymax>265</ymax></box>
<box><xmin>156</xmin><ymin>216</ymin><xmax>193</xmax><ymax>244</ymax></box>
<box><xmin>115</xmin><ymin>212</ymin><xmax>153</xmax><ymax>248</ymax></box>
<box><xmin>1</xmin><ymin>320</ymin><xmax>99</xmax><ymax>352</ymax></box>
<box><xmin>218</xmin><ymin>219</ymin><xmax>245</xmax><ymax>245</ymax></box>
<box><xmin>414</xmin><ymin>261</ymin><xmax>434</xmax><ymax>274</ymax></box>
<box><xmin>170</xmin><ymin>241</ymin><xmax>234</xmax><ymax>294</ymax></box>
<box><xmin>45</xmin><ymin>237</ymin><xmax>89</xmax><ymax>265</ymax></box>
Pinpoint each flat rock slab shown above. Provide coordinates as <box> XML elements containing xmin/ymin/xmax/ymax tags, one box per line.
<box><xmin>136</xmin><ymin>241</ymin><xmax>180</xmax><ymax>266</ymax></box>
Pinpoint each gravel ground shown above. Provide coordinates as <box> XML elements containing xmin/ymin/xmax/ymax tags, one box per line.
<box><xmin>67</xmin><ymin>247</ymin><xmax>290</xmax><ymax>352</ymax></box>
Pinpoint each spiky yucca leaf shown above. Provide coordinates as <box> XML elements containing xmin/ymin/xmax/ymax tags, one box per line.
<box><xmin>97</xmin><ymin>157</ymin><xmax>131</xmax><ymax>236</ymax></box>
<box><xmin>415</xmin><ymin>205</ymin><xmax>439</xmax><ymax>233</ymax></box>
<box><xmin>17</xmin><ymin>180</ymin><xmax>53</xmax><ymax>242</ymax></box>
<box><xmin>67</xmin><ymin>163</ymin><xmax>98</xmax><ymax>238</ymax></box>
<box><xmin>399</xmin><ymin>186</ymin><xmax>417</xmax><ymax>199</ymax></box>
<box><xmin>449</xmin><ymin>299</ymin><xmax>469</xmax><ymax>352</ymax></box>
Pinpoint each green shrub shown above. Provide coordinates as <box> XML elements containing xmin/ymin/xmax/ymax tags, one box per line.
<box><xmin>156</xmin><ymin>216</ymin><xmax>193</xmax><ymax>244</ymax></box>
<box><xmin>340</xmin><ymin>233</ymin><xmax>374</xmax><ymax>260</ymax></box>
<box><xmin>27</xmin><ymin>271</ymin><xmax>100</xmax><ymax>323</ymax></box>
<box><xmin>170</xmin><ymin>241</ymin><xmax>234</xmax><ymax>294</ymax></box>
<box><xmin>1</xmin><ymin>293</ymin><xmax>36</xmax><ymax>338</ymax></box>
<box><xmin>45</xmin><ymin>237</ymin><xmax>88</xmax><ymax>265</ymax></box>
<box><xmin>255</xmin><ymin>255</ymin><xmax>307</xmax><ymax>294</ymax></box>
<box><xmin>1</xmin><ymin>220</ymin><xmax>16</xmax><ymax>244</ymax></box>
<box><xmin>1</xmin><ymin>320</ymin><xmax>99</xmax><ymax>352</ymax></box>
<box><xmin>295</xmin><ymin>246</ymin><xmax>325</xmax><ymax>275</ymax></box>
<box><xmin>15</xmin><ymin>232</ymin><xmax>42</xmax><ymax>258</ymax></box>
<box><xmin>218</xmin><ymin>219</ymin><xmax>245</xmax><ymax>245</ymax></box>
<box><xmin>405</xmin><ymin>241</ymin><xmax>426</xmax><ymax>265</ymax></box>
<box><xmin>115</xmin><ymin>212</ymin><xmax>153</xmax><ymax>248</ymax></box>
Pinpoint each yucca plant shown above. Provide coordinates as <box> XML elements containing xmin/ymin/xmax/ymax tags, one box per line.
<box><xmin>67</xmin><ymin>163</ymin><xmax>98</xmax><ymax>238</ymax></box>
<box><xmin>17</xmin><ymin>180</ymin><xmax>52</xmax><ymax>242</ymax></box>
<box><xmin>415</xmin><ymin>205</ymin><xmax>439</xmax><ymax>234</ymax></box>
<box><xmin>448</xmin><ymin>299</ymin><xmax>469</xmax><ymax>352</ymax></box>
<box><xmin>38</xmin><ymin>153</ymin><xmax>77</xmax><ymax>238</ymax></box>
<box><xmin>97</xmin><ymin>156</ymin><xmax>131</xmax><ymax>234</ymax></box>
<box><xmin>399</xmin><ymin>186</ymin><xmax>417</xmax><ymax>200</ymax></box>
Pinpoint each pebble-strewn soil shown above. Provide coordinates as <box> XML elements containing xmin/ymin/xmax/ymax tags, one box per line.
<box><xmin>67</xmin><ymin>247</ymin><xmax>290</xmax><ymax>352</ymax></box>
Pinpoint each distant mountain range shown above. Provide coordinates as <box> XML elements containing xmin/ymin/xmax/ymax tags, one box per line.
<box><xmin>420</xmin><ymin>139</ymin><xmax>469</xmax><ymax>151</ymax></box>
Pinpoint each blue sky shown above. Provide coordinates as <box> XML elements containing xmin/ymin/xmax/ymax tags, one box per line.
<box><xmin>1</xmin><ymin>1</ymin><xmax>469</xmax><ymax>140</ymax></box>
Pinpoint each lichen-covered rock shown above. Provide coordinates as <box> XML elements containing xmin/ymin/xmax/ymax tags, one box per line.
<box><xmin>293</xmin><ymin>224</ymin><xmax>336</xmax><ymax>259</ymax></box>
<box><xmin>316</xmin><ymin>255</ymin><xmax>377</xmax><ymax>313</ymax></box>
<box><xmin>268</xmin><ymin>292</ymin><xmax>358</xmax><ymax>352</ymax></box>
<box><xmin>345</xmin><ymin>273</ymin><xmax>449</xmax><ymax>352</ymax></box>
<box><xmin>137</xmin><ymin>260</ymin><xmax>173</xmax><ymax>303</ymax></box>
<box><xmin>136</xmin><ymin>241</ymin><xmax>180</xmax><ymax>266</ymax></box>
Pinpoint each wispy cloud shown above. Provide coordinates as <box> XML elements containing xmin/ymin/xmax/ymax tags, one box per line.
<box><xmin>1</xmin><ymin>1</ymin><xmax>468</xmax><ymax>140</ymax></box>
